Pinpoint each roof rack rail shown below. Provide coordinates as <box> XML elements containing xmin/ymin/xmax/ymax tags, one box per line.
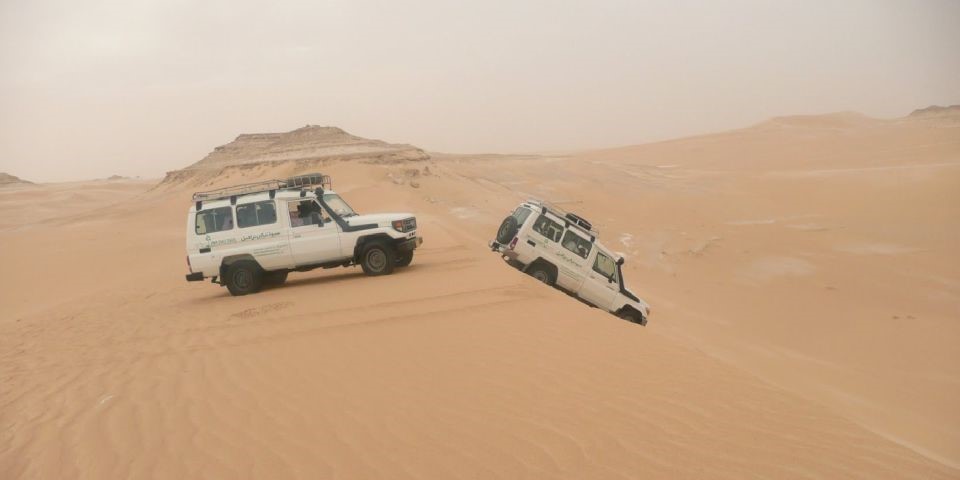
<box><xmin>192</xmin><ymin>173</ymin><xmax>332</xmax><ymax>203</ymax></box>
<box><xmin>525</xmin><ymin>197</ymin><xmax>599</xmax><ymax>237</ymax></box>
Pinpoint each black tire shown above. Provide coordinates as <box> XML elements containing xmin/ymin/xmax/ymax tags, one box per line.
<box><xmin>396</xmin><ymin>250</ymin><xmax>414</xmax><ymax>267</ymax></box>
<box><xmin>360</xmin><ymin>241</ymin><xmax>396</xmax><ymax>276</ymax></box>
<box><xmin>527</xmin><ymin>263</ymin><xmax>556</xmax><ymax>286</ymax></box>
<box><xmin>264</xmin><ymin>271</ymin><xmax>288</xmax><ymax>287</ymax></box>
<box><xmin>224</xmin><ymin>261</ymin><xmax>263</xmax><ymax>296</ymax></box>
<box><xmin>619</xmin><ymin>309</ymin><xmax>647</xmax><ymax>326</ymax></box>
<box><xmin>495</xmin><ymin>216</ymin><xmax>519</xmax><ymax>244</ymax></box>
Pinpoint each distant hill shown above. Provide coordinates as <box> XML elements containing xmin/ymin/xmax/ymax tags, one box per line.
<box><xmin>579</xmin><ymin>108</ymin><xmax>960</xmax><ymax>171</ymax></box>
<box><xmin>162</xmin><ymin>125</ymin><xmax>429</xmax><ymax>186</ymax></box>
<box><xmin>909</xmin><ymin>104</ymin><xmax>960</xmax><ymax>117</ymax></box>
<box><xmin>0</xmin><ymin>172</ymin><xmax>33</xmax><ymax>187</ymax></box>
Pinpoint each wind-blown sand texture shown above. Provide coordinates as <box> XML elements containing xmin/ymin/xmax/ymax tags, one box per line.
<box><xmin>1</xmin><ymin>110</ymin><xmax>958</xmax><ymax>478</ymax></box>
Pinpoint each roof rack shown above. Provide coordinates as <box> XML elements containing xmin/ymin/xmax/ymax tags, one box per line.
<box><xmin>192</xmin><ymin>173</ymin><xmax>332</xmax><ymax>203</ymax></box>
<box><xmin>525</xmin><ymin>197</ymin><xmax>600</xmax><ymax>237</ymax></box>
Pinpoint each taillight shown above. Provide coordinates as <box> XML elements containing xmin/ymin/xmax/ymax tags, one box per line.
<box><xmin>508</xmin><ymin>237</ymin><xmax>519</xmax><ymax>250</ymax></box>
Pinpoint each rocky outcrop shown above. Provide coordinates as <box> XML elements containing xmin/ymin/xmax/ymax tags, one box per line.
<box><xmin>161</xmin><ymin>125</ymin><xmax>429</xmax><ymax>186</ymax></box>
<box><xmin>0</xmin><ymin>172</ymin><xmax>33</xmax><ymax>187</ymax></box>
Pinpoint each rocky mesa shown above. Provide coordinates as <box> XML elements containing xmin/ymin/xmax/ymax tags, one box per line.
<box><xmin>161</xmin><ymin>125</ymin><xmax>429</xmax><ymax>186</ymax></box>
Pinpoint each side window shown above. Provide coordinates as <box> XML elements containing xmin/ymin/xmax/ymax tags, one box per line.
<box><xmin>593</xmin><ymin>251</ymin><xmax>617</xmax><ymax>281</ymax></box>
<box><xmin>195</xmin><ymin>207</ymin><xmax>234</xmax><ymax>235</ymax></box>
<box><xmin>561</xmin><ymin>230</ymin><xmax>592</xmax><ymax>259</ymax></box>
<box><xmin>512</xmin><ymin>206</ymin><xmax>532</xmax><ymax>226</ymax></box>
<box><xmin>288</xmin><ymin>200</ymin><xmax>321</xmax><ymax>227</ymax></box>
<box><xmin>236</xmin><ymin>201</ymin><xmax>278</xmax><ymax>228</ymax></box>
<box><xmin>531</xmin><ymin>214</ymin><xmax>563</xmax><ymax>242</ymax></box>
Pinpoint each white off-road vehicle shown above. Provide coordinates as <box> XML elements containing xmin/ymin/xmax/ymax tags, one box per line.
<box><xmin>489</xmin><ymin>200</ymin><xmax>650</xmax><ymax>325</ymax></box>
<box><xmin>185</xmin><ymin>174</ymin><xmax>422</xmax><ymax>296</ymax></box>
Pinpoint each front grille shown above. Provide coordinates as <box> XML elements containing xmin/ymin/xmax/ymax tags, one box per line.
<box><xmin>402</xmin><ymin>217</ymin><xmax>417</xmax><ymax>232</ymax></box>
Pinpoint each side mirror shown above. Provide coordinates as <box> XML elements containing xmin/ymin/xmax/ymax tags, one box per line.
<box><xmin>616</xmin><ymin>257</ymin><xmax>625</xmax><ymax>266</ymax></box>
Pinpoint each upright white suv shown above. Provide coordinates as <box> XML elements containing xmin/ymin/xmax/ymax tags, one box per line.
<box><xmin>185</xmin><ymin>174</ymin><xmax>422</xmax><ymax>296</ymax></box>
<box><xmin>489</xmin><ymin>200</ymin><xmax>650</xmax><ymax>325</ymax></box>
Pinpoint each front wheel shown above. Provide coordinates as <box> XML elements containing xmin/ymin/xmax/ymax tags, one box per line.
<box><xmin>618</xmin><ymin>310</ymin><xmax>647</xmax><ymax>326</ymax></box>
<box><xmin>396</xmin><ymin>250</ymin><xmax>414</xmax><ymax>267</ymax></box>
<box><xmin>360</xmin><ymin>242</ymin><xmax>396</xmax><ymax>276</ymax></box>
<box><xmin>224</xmin><ymin>261</ymin><xmax>264</xmax><ymax>296</ymax></box>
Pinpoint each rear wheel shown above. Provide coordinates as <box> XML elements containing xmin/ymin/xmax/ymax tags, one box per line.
<box><xmin>526</xmin><ymin>263</ymin><xmax>555</xmax><ymax>286</ymax></box>
<box><xmin>360</xmin><ymin>242</ymin><xmax>396</xmax><ymax>276</ymax></box>
<box><xmin>264</xmin><ymin>271</ymin><xmax>288</xmax><ymax>287</ymax></box>
<box><xmin>495</xmin><ymin>216</ymin><xmax>519</xmax><ymax>244</ymax></box>
<box><xmin>396</xmin><ymin>250</ymin><xmax>414</xmax><ymax>267</ymax></box>
<box><xmin>224</xmin><ymin>261</ymin><xmax>263</xmax><ymax>296</ymax></box>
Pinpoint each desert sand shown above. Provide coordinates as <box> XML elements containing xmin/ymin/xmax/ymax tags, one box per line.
<box><xmin>1</xmin><ymin>109</ymin><xmax>958</xmax><ymax>479</ymax></box>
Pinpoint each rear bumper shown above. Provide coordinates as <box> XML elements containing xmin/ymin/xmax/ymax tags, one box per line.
<box><xmin>185</xmin><ymin>272</ymin><xmax>204</xmax><ymax>282</ymax></box>
<box><xmin>397</xmin><ymin>236</ymin><xmax>423</xmax><ymax>252</ymax></box>
<box><xmin>489</xmin><ymin>240</ymin><xmax>521</xmax><ymax>264</ymax></box>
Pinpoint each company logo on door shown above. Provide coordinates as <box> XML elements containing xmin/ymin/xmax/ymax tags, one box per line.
<box><xmin>241</xmin><ymin>231</ymin><xmax>281</xmax><ymax>242</ymax></box>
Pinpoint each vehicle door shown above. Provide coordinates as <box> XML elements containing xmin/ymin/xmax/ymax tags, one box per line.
<box><xmin>555</xmin><ymin>228</ymin><xmax>593</xmax><ymax>290</ymax></box>
<box><xmin>234</xmin><ymin>199</ymin><xmax>293</xmax><ymax>269</ymax></box>
<box><xmin>578</xmin><ymin>249</ymin><xmax>620</xmax><ymax>310</ymax></box>
<box><xmin>286</xmin><ymin>198</ymin><xmax>342</xmax><ymax>265</ymax></box>
<box><xmin>191</xmin><ymin>205</ymin><xmax>238</xmax><ymax>275</ymax></box>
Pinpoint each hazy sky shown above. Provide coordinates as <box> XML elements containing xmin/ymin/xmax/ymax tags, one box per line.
<box><xmin>1</xmin><ymin>0</ymin><xmax>958</xmax><ymax>182</ymax></box>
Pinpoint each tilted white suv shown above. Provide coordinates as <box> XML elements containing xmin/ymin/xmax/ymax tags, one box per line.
<box><xmin>489</xmin><ymin>200</ymin><xmax>650</xmax><ymax>325</ymax></box>
<box><xmin>185</xmin><ymin>174</ymin><xmax>422</xmax><ymax>296</ymax></box>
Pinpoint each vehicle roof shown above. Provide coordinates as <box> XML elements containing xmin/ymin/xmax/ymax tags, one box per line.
<box><xmin>517</xmin><ymin>200</ymin><xmax>621</xmax><ymax>257</ymax></box>
<box><xmin>519</xmin><ymin>200</ymin><xmax>599</xmax><ymax>238</ymax></box>
<box><xmin>189</xmin><ymin>188</ymin><xmax>338</xmax><ymax>212</ymax></box>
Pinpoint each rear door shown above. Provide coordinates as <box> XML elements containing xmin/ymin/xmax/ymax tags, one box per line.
<box><xmin>190</xmin><ymin>205</ymin><xmax>237</xmax><ymax>276</ymax></box>
<box><xmin>286</xmin><ymin>198</ymin><xmax>343</xmax><ymax>265</ymax></box>
<box><xmin>578</xmin><ymin>249</ymin><xmax>619</xmax><ymax>310</ymax></box>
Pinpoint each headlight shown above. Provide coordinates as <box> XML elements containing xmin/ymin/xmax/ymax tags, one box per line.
<box><xmin>392</xmin><ymin>217</ymin><xmax>416</xmax><ymax>232</ymax></box>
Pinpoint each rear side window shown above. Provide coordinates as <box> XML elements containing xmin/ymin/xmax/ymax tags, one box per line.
<box><xmin>512</xmin><ymin>206</ymin><xmax>533</xmax><ymax>225</ymax></box>
<box><xmin>195</xmin><ymin>207</ymin><xmax>234</xmax><ymax>235</ymax></box>
<box><xmin>237</xmin><ymin>201</ymin><xmax>278</xmax><ymax>228</ymax></box>
<box><xmin>531</xmin><ymin>214</ymin><xmax>563</xmax><ymax>242</ymax></box>
<box><xmin>593</xmin><ymin>251</ymin><xmax>617</xmax><ymax>281</ymax></box>
<box><xmin>561</xmin><ymin>230</ymin><xmax>592</xmax><ymax>259</ymax></box>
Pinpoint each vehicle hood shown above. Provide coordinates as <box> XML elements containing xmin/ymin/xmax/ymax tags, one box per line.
<box><xmin>346</xmin><ymin>213</ymin><xmax>414</xmax><ymax>227</ymax></box>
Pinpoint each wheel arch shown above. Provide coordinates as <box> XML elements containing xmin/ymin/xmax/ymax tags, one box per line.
<box><xmin>524</xmin><ymin>257</ymin><xmax>558</xmax><ymax>278</ymax></box>
<box><xmin>352</xmin><ymin>233</ymin><xmax>396</xmax><ymax>261</ymax></box>
<box><xmin>219</xmin><ymin>254</ymin><xmax>261</xmax><ymax>276</ymax></box>
<box><xmin>615</xmin><ymin>304</ymin><xmax>647</xmax><ymax>325</ymax></box>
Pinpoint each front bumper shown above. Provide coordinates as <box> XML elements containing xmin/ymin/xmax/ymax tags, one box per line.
<box><xmin>397</xmin><ymin>236</ymin><xmax>423</xmax><ymax>252</ymax></box>
<box><xmin>185</xmin><ymin>272</ymin><xmax>204</xmax><ymax>282</ymax></box>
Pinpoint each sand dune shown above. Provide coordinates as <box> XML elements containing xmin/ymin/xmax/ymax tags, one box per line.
<box><xmin>1</xmin><ymin>111</ymin><xmax>958</xmax><ymax>478</ymax></box>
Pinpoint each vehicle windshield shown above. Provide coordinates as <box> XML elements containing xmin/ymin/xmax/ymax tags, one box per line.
<box><xmin>322</xmin><ymin>193</ymin><xmax>357</xmax><ymax>217</ymax></box>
